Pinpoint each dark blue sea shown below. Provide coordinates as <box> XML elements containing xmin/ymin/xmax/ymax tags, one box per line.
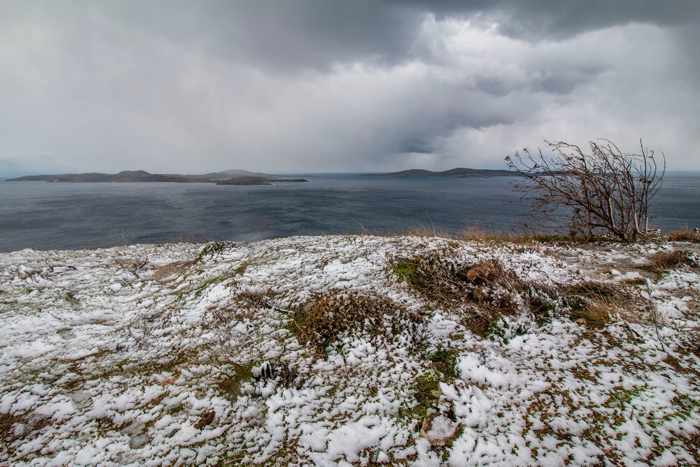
<box><xmin>1</xmin><ymin>174</ymin><xmax>698</xmax><ymax>252</ymax></box>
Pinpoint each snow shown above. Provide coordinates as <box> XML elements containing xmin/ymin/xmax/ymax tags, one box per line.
<box><xmin>0</xmin><ymin>235</ymin><xmax>698</xmax><ymax>465</ymax></box>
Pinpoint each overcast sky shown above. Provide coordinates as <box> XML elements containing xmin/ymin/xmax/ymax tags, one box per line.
<box><xmin>2</xmin><ymin>0</ymin><xmax>699</xmax><ymax>175</ymax></box>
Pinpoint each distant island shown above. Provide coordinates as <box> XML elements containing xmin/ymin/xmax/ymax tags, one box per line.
<box><xmin>5</xmin><ymin>167</ymin><xmax>520</xmax><ymax>184</ymax></box>
<box><xmin>6</xmin><ymin>169</ymin><xmax>309</xmax><ymax>186</ymax></box>
<box><xmin>376</xmin><ymin>167</ymin><xmax>519</xmax><ymax>177</ymax></box>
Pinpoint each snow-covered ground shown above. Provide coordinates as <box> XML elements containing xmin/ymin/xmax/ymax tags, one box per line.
<box><xmin>1</xmin><ymin>235</ymin><xmax>698</xmax><ymax>466</ymax></box>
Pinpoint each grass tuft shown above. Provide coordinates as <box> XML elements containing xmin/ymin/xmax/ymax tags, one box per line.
<box><xmin>668</xmin><ymin>228</ymin><xmax>700</xmax><ymax>243</ymax></box>
<box><xmin>427</xmin><ymin>347</ymin><xmax>459</xmax><ymax>380</ymax></box>
<box><xmin>289</xmin><ymin>290</ymin><xmax>423</xmax><ymax>356</ymax></box>
<box><xmin>388</xmin><ymin>251</ymin><xmax>532</xmax><ymax>337</ymax></box>
<box><xmin>562</xmin><ymin>281</ymin><xmax>631</xmax><ymax>327</ymax></box>
<box><xmin>644</xmin><ymin>250</ymin><xmax>697</xmax><ymax>273</ymax></box>
<box><xmin>64</xmin><ymin>291</ymin><xmax>79</xmax><ymax>305</ymax></box>
<box><xmin>196</xmin><ymin>241</ymin><xmax>229</xmax><ymax>262</ymax></box>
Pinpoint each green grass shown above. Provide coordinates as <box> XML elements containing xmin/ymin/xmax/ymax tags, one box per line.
<box><xmin>390</xmin><ymin>260</ymin><xmax>418</xmax><ymax>286</ymax></box>
<box><xmin>428</xmin><ymin>347</ymin><xmax>459</xmax><ymax>379</ymax></box>
<box><xmin>398</xmin><ymin>370</ymin><xmax>441</xmax><ymax>427</ymax></box>
<box><xmin>196</xmin><ymin>241</ymin><xmax>228</xmax><ymax>262</ymax></box>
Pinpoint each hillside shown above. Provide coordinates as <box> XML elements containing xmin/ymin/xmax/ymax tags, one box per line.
<box><xmin>1</xmin><ymin>236</ymin><xmax>699</xmax><ymax>465</ymax></box>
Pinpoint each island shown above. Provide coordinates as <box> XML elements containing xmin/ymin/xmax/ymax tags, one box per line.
<box><xmin>6</xmin><ymin>169</ymin><xmax>309</xmax><ymax>186</ymax></box>
<box><xmin>376</xmin><ymin>167</ymin><xmax>519</xmax><ymax>177</ymax></box>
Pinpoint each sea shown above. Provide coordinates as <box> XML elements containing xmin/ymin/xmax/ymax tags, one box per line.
<box><xmin>1</xmin><ymin>174</ymin><xmax>698</xmax><ymax>252</ymax></box>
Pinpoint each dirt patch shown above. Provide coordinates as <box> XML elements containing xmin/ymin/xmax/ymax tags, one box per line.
<box><xmin>1</xmin><ymin>411</ymin><xmax>51</xmax><ymax>450</ymax></box>
<box><xmin>194</xmin><ymin>410</ymin><xmax>216</xmax><ymax>429</ymax></box>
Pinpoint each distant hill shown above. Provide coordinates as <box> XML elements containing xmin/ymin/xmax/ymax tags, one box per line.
<box><xmin>379</xmin><ymin>167</ymin><xmax>519</xmax><ymax>177</ymax></box>
<box><xmin>7</xmin><ymin>170</ymin><xmax>308</xmax><ymax>186</ymax></box>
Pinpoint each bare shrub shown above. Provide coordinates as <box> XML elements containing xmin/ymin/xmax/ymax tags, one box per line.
<box><xmin>506</xmin><ymin>139</ymin><xmax>665</xmax><ymax>242</ymax></box>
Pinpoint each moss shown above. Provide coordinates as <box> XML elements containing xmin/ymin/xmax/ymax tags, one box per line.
<box><xmin>398</xmin><ymin>370</ymin><xmax>442</xmax><ymax>427</ymax></box>
<box><xmin>428</xmin><ymin>347</ymin><xmax>459</xmax><ymax>380</ymax></box>
<box><xmin>64</xmin><ymin>291</ymin><xmax>79</xmax><ymax>305</ymax></box>
<box><xmin>603</xmin><ymin>385</ymin><xmax>647</xmax><ymax>410</ymax></box>
<box><xmin>412</xmin><ymin>371</ymin><xmax>441</xmax><ymax>418</ymax></box>
<box><xmin>486</xmin><ymin>317</ymin><xmax>527</xmax><ymax>343</ymax></box>
<box><xmin>390</xmin><ymin>260</ymin><xmax>418</xmax><ymax>285</ymax></box>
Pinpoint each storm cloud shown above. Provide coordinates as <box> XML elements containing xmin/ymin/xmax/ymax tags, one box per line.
<box><xmin>1</xmin><ymin>0</ymin><xmax>699</xmax><ymax>175</ymax></box>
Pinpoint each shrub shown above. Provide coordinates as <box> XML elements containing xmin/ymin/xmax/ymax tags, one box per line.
<box><xmin>506</xmin><ymin>139</ymin><xmax>665</xmax><ymax>242</ymax></box>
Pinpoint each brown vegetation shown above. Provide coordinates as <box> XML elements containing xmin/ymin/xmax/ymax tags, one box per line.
<box><xmin>152</xmin><ymin>260</ymin><xmax>195</xmax><ymax>281</ymax></box>
<box><xmin>561</xmin><ymin>281</ymin><xmax>631</xmax><ymax>327</ymax></box>
<box><xmin>388</xmin><ymin>252</ymin><xmax>545</xmax><ymax>337</ymax></box>
<box><xmin>644</xmin><ymin>250</ymin><xmax>697</xmax><ymax>273</ymax></box>
<box><xmin>289</xmin><ymin>291</ymin><xmax>424</xmax><ymax>355</ymax></box>
<box><xmin>668</xmin><ymin>228</ymin><xmax>700</xmax><ymax>243</ymax></box>
<box><xmin>506</xmin><ymin>139</ymin><xmax>665</xmax><ymax>242</ymax></box>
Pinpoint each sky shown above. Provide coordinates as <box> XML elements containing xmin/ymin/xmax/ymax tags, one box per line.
<box><xmin>1</xmin><ymin>0</ymin><xmax>699</xmax><ymax>175</ymax></box>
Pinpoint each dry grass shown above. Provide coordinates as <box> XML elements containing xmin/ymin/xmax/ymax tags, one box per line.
<box><xmin>375</xmin><ymin>227</ymin><xmax>595</xmax><ymax>245</ymax></box>
<box><xmin>561</xmin><ymin>281</ymin><xmax>632</xmax><ymax>327</ymax></box>
<box><xmin>152</xmin><ymin>260</ymin><xmax>196</xmax><ymax>281</ymax></box>
<box><xmin>1</xmin><ymin>411</ymin><xmax>51</xmax><ymax>450</ymax></box>
<box><xmin>389</xmin><ymin>252</ymin><xmax>524</xmax><ymax>308</ymax></box>
<box><xmin>644</xmin><ymin>250</ymin><xmax>696</xmax><ymax>273</ymax></box>
<box><xmin>458</xmin><ymin>227</ymin><xmax>578</xmax><ymax>244</ymax></box>
<box><xmin>668</xmin><ymin>228</ymin><xmax>700</xmax><ymax>243</ymax></box>
<box><xmin>571</xmin><ymin>301</ymin><xmax>615</xmax><ymax>328</ymax></box>
<box><xmin>388</xmin><ymin>251</ymin><xmax>540</xmax><ymax>337</ymax></box>
<box><xmin>289</xmin><ymin>290</ymin><xmax>424</xmax><ymax>355</ymax></box>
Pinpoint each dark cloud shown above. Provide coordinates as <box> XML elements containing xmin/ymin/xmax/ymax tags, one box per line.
<box><xmin>1</xmin><ymin>1</ymin><xmax>699</xmax><ymax>174</ymax></box>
